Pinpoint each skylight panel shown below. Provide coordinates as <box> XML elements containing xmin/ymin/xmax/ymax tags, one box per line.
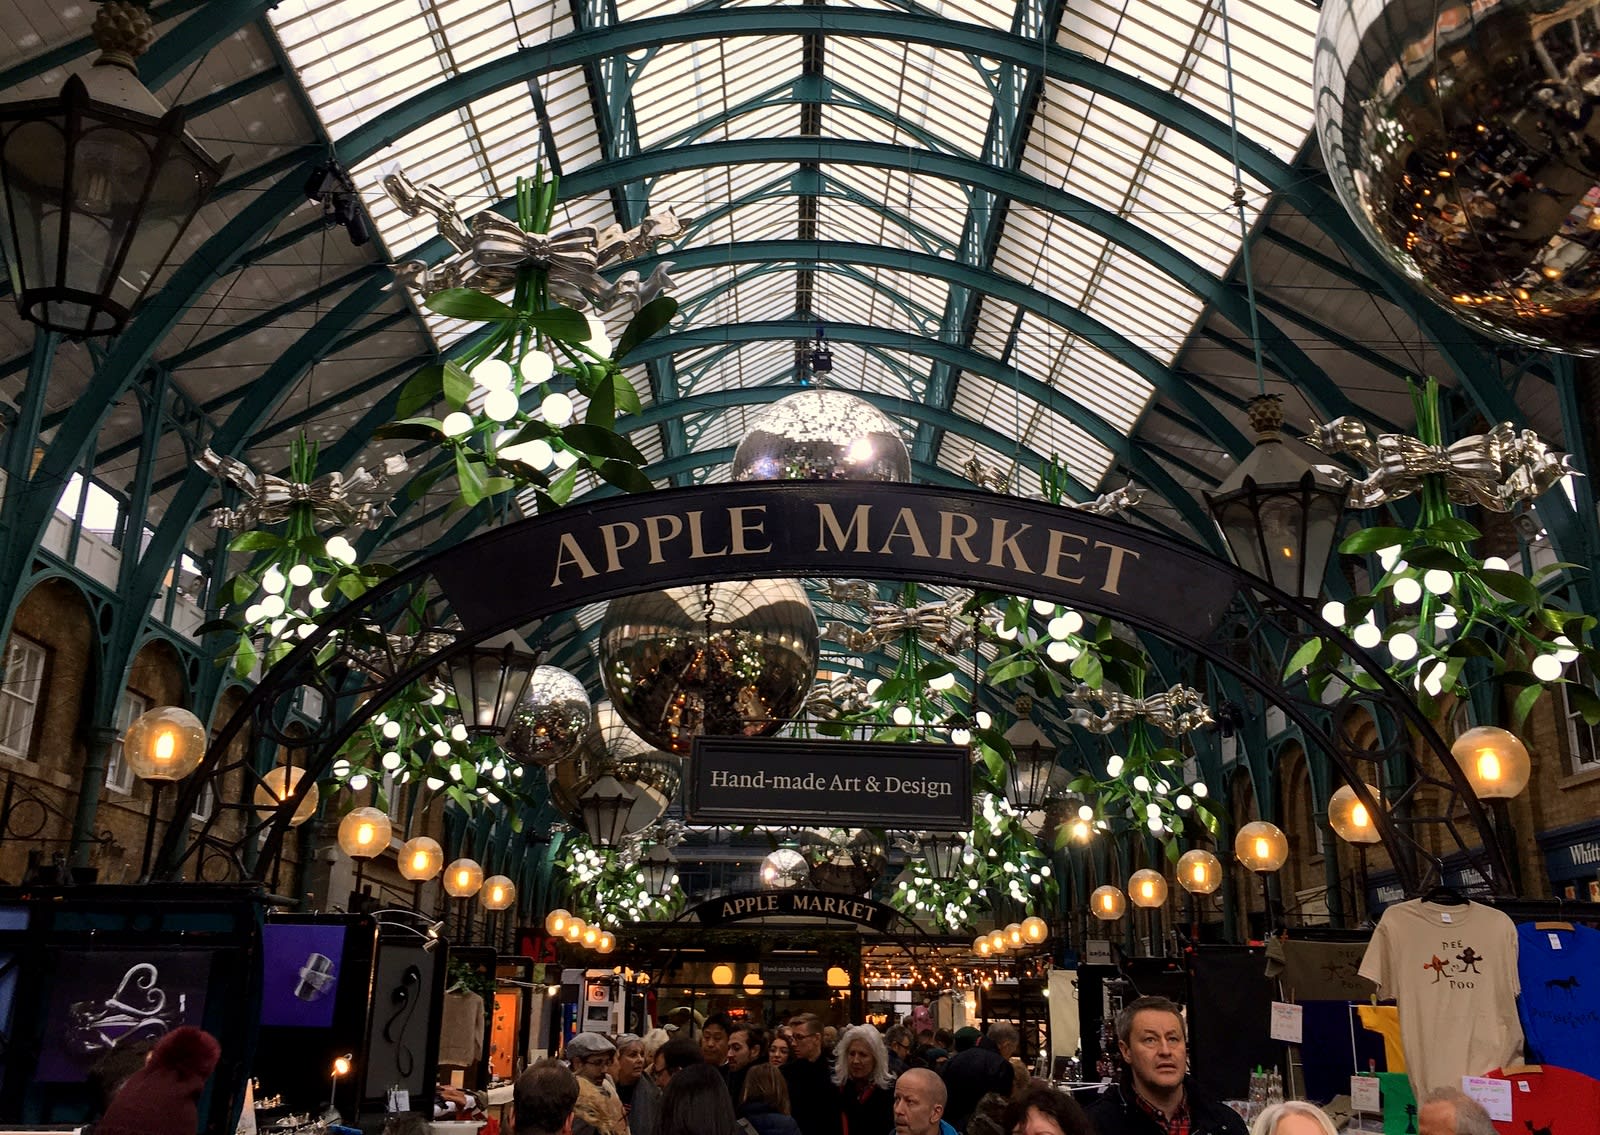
<box><xmin>824</xmin><ymin>167</ymin><xmax>968</xmax><ymax>246</ymax></box>
<box><xmin>632</xmin><ymin>37</ymin><xmax>800</xmax><ymax>147</ymax></box>
<box><xmin>949</xmin><ymin>372</ymin><xmax>1113</xmax><ymax>485</ymax></box>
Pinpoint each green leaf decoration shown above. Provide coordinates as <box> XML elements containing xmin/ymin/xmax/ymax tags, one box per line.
<box><xmin>1480</xmin><ymin>569</ymin><xmax>1542</xmax><ymax>608</ymax></box>
<box><xmin>586</xmin><ymin>369</ymin><xmax>616</xmax><ymax>428</ymax></box>
<box><xmin>546</xmin><ymin>464</ymin><xmax>580</xmax><ymax>505</ymax></box>
<box><xmin>1339</xmin><ymin>527</ymin><xmax>1414</xmax><ymax>554</ymax></box>
<box><xmin>616</xmin><ymin>295</ymin><xmax>679</xmax><ymax>359</ymax></box>
<box><xmin>1510</xmin><ymin>682</ymin><xmax>1543</xmax><ymax>732</ymax></box>
<box><xmin>228</xmin><ymin>531</ymin><xmax>283</xmax><ymax>553</ymax></box>
<box><xmin>396</xmin><ymin>365</ymin><xmax>444</xmax><ymax>418</ymax></box>
<box><xmin>1284</xmin><ymin>636</ymin><xmax>1324</xmax><ymax>678</ymax></box>
<box><xmin>612</xmin><ymin>370</ymin><xmax>643</xmax><ymax>415</ymax></box>
<box><xmin>1398</xmin><ymin>546</ymin><xmax>1467</xmax><ymax>573</ymax></box>
<box><xmin>427</xmin><ymin>289</ymin><xmax>515</xmax><ymax>321</ymax></box>
<box><xmin>455</xmin><ymin>448</ymin><xmax>488</xmax><ymax>507</ymax></box>
<box><xmin>525</xmin><ymin>306</ymin><xmax>590</xmax><ymax>340</ymax></box>
<box><xmin>985</xmin><ymin>658</ymin><xmax>1035</xmax><ymax>685</ymax></box>
<box><xmin>596</xmin><ymin>459</ymin><xmax>654</xmax><ymax>494</ymax></box>
<box><xmin>442</xmin><ymin>361</ymin><xmax>474</xmax><ymax>410</ymax></box>
<box><xmin>1569</xmin><ymin>686</ymin><xmax>1600</xmax><ymax>726</ymax></box>
<box><xmin>1420</xmin><ymin>517</ymin><xmax>1482</xmax><ymax>543</ymax></box>
<box><xmin>563</xmin><ymin>423</ymin><xmax>647</xmax><ymax>463</ymax></box>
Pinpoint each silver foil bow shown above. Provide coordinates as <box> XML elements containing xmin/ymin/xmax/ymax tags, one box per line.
<box><xmin>1071</xmin><ymin>484</ymin><xmax>1145</xmax><ymax>516</ymax></box>
<box><xmin>806</xmin><ymin>674</ymin><xmax>874</xmax><ymax>719</ymax></box>
<box><xmin>822</xmin><ymin>599</ymin><xmax>973</xmax><ymax>653</ymax></box>
<box><xmin>1064</xmin><ymin>682</ymin><xmax>1213</xmax><ymax>736</ymax></box>
<box><xmin>198</xmin><ymin>450</ymin><xmax>407</xmax><ymax>531</ymax></box>
<box><xmin>1305</xmin><ymin>417</ymin><xmax>1578</xmax><ymax>511</ymax></box>
<box><xmin>962</xmin><ymin>457</ymin><xmax>1012</xmax><ymax>494</ymax></box>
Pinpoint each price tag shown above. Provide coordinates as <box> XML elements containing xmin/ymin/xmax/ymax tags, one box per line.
<box><xmin>1269</xmin><ymin>1001</ymin><xmax>1303</xmax><ymax>1043</ymax></box>
<box><xmin>1351</xmin><ymin>1075</ymin><xmax>1381</xmax><ymax>1114</ymax></box>
<box><xmin>1085</xmin><ymin>940</ymin><xmax>1113</xmax><ymax>965</ymax></box>
<box><xmin>387</xmin><ymin>1088</ymin><xmax>411</xmax><ymax>1112</ymax></box>
<box><xmin>1461</xmin><ymin>1076</ymin><xmax>1512</xmax><ymax>1122</ymax></box>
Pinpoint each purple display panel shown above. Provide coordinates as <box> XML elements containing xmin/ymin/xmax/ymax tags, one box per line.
<box><xmin>259</xmin><ymin>923</ymin><xmax>347</xmax><ymax>1029</ymax></box>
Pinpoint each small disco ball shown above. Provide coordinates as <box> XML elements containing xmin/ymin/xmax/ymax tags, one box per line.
<box><xmin>502</xmin><ymin>666</ymin><xmax>591</xmax><ymax>767</ymax></box>
<box><xmin>1314</xmin><ymin>0</ymin><xmax>1600</xmax><ymax>355</ymax></box>
<box><xmin>804</xmin><ymin>829</ymin><xmax>887</xmax><ymax>895</ymax></box>
<box><xmin>761</xmin><ymin>848</ymin><xmax>811</xmax><ymax>889</ymax></box>
<box><xmin>545</xmin><ymin>700</ymin><xmax>683</xmax><ymax>837</ymax></box>
<box><xmin>598</xmin><ymin>579</ymin><xmax>820</xmax><ymax>754</ymax></box>
<box><xmin>731</xmin><ymin>389</ymin><xmax>912</xmax><ymax>482</ymax></box>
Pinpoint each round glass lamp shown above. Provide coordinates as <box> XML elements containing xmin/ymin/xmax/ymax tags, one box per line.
<box><xmin>545</xmin><ymin>908</ymin><xmax>572</xmax><ymax>936</ymax></box>
<box><xmin>563</xmin><ymin>917</ymin><xmax>586</xmax><ymax>943</ymax></box>
<box><xmin>826</xmin><ymin>966</ymin><xmax>850</xmax><ymax>987</ymax></box>
<box><xmin>581</xmin><ymin>924</ymin><xmax>600</xmax><ymax>948</ymax></box>
<box><xmin>1328</xmin><ymin>784</ymin><xmax>1383</xmax><ymax>845</ymax></box>
<box><xmin>596</xmin><ymin>930</ymin><xmax>615</xmax><ymax>954</ymax></box>
<box><xmin>1004</xmin><ymin>922</ymin><xmax>1024</xmax><ymax>949</ymax></box>
<box><xmin>973</xmin><ymin>935</ymin><xmax>993</xmax><ymax>958</ymax></box>
<box><xmin>1176</xmin><ymin>849</ymin><xmax>1223</xmax><ymax>895</ymax></box>
<box><xmin>122</xmin><ymin>706</ymin><xmax>206</xmax><ymax>781</ymax></box>
<box><xmin>482</xmin><ymin>875</ymin><xmax>516</xmax><ymax>911</ymax></box>
<box><xmin>253</xmin><ymin>765</ymin><xmax>319</xmax><ymax>827</ymax></box>
<box><xmin>1451</xmin><ymin>726</ymin><xmax>1532</xmax><ymax>800</ymax></box>
<box><xmin>712</xmin><ymin>964</ymin><xmax>735</xmax><ymax>986</ymax></box>
<box><xmin>443</xmin><ymin>857</ymin><xmax>484</xmax><ymax>898</ymax></box>
<box><xmin>1021</xmin><ymin>915</ymin><xmax>1049</xmax><ymax>944</ymax></box>
<box><xmin>743</xmin><ymin>972</ymin><xmax>764</xmax><ymax>993</ymax></box>
<box><xmin>1129</xmin><ymin>869</ymin><xmax>1169</xmax><ymax>909</ymax></box>
<box><xmin>1234</xmin><ymin>821</ymin><xmax>1289</xmax><ymax>873</ymax></box>
<box><xmin>986</xmin><ymin>929</ymin><xmax>1007</xmax><ymax>954</ymax></box>
<box><xmin>1090</xmin><ymin>885</ymin><xmax>1127</xmax><ymax>921</ymax></box>
<box><xmin>399</xmin><ymin>836</ymin><xmax>444</xmax><ymax>881</ymax></box>
<box><xmin>337</xmin><ymin>807</ymin><xmax>391</xmax><ymax>860</ymax></box>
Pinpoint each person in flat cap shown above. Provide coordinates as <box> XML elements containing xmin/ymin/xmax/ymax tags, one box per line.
<box><xmin>566</xmin><ymin>1033</ymin><xmax>626</xmax><ymax>1135</ymax></box>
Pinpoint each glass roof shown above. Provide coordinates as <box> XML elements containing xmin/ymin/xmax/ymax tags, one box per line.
<box><xmin>266</xmin><ymin>0</ymin><xmax>1322</xmax><ymax>500</ymax></box>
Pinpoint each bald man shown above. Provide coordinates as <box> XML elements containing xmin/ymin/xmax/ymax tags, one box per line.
<box><xmin>1417</xmin><ymin>1088</ymin><xmax>1496</xmax><ymax>1135</ymax></box>
<box><xmin>894</xmin><ymin>1068</ymin><xmax>957</xmax><ymax>1135</ymax></box>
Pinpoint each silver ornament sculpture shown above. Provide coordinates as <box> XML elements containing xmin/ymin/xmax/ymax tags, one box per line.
<box><xmin>502</xmin><ymin>665</ymin><xmax>592</xmax><ymax>766</ymax></box>
<box><xmin>598</xmin><ymin>579</ymin><xmax>820</xmax><ymax>754</ymax></box>
<box><xmin>731</xmin><ymin>389</ymin><xmax>912</xmax><ymax>482</ymax></box>
<box><xmin>760</xmin><ymin>847</ymin><xmax>811</xmax><ymax>889</ymax></box>
<box><xmin>1315</xmin><ymin>0</ymin><xmax>1600</xmax><ymax>355</ymax></box>
<box><xmin>546</xmin><ymin>700</ymin><xmax>682</xmax><ymax>837</ymax></box>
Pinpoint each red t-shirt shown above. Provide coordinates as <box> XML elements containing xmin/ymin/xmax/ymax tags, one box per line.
<box><xmin>1483</xmin><ymin>1064</ymin><xmax>1600</xmax><ymax>1135</ymax></box>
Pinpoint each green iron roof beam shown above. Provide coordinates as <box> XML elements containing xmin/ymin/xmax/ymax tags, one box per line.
<box><xmin>195</xmin><ymin>309</ymin><xmax>413</xmax><ymax>415</ymax></box>
<box><xmin>1257</xmin><ymin>228</ymin><xmax>1383</xmax><ymax>296</ymax></box>
<box><xmin>178</xmin><ymin>64</ymin><xmax>284</xmax><ymax>120</ymax></box>
<box><xmin>632</xmin><ymin>239</ymin><xmax>1246</xmax><ymax>460</ymax></box>
<box><xmin>0</xmin><ymin>0</ymin><xmax>211</xmax><ymax>91</ymax></box>
<box><xmin>675</xmin><ymin>258</ymin><xmax>945</xmax><ymax>338</ymax></box>
<box><xmin>166</xmin><ymin>266</ymin><xmax>379</xmax><ymax>370</ymax></box>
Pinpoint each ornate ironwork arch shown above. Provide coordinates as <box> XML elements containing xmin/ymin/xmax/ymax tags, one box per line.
<box><xmin>157</xmin><ymin>482</ymin><xmax>1508</xmax><ymax>895</ymax></box>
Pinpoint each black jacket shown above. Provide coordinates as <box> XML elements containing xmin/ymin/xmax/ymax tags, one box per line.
<box><xmin>782</xmin><ymin>1056</ymin><xmax>842</xmax><ymax>1135</ymax></box>
<box><xmin>740</xmin><ymin>1099</ymin><xmax>806</xmax><ymax>1135</ymax></box>
<box><xmin>939</xmin><ymin>1041</ymin><xmax>1013</xmax><ymax>1133</ymax></box>
<box><xmin>1082</xmin><ymin>1079</ymin><xmax>1248</xmax><ymax>1135</ymax></box>
<box><xmin>838</xmin><ymin>1082</ymin><xmax>893</xmax><ymax>1135</ymax></box>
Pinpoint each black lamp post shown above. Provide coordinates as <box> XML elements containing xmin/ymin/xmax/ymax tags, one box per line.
<box><xmin>918</xmin><ymin>831</ymin><xmax>966</xmax><ymax>881</ymax></box>
<box><xmin>580</xmin><ymin>775</ymin><xmax>637</xmax><ymax>848</ymax></box>
<box><xmin>0</xmin><ymin>2</ymin><xmax>226</xmax><ymax>336</ymax></box>
<box><xmin>449</xmin><ymin>631</ymin><xmax>539</xmax><ymax>736</ymax></box>
<box><xmin>1204</xmin><ymin>395</ymin><xmax>1346</xmax><ymax>601</ymax></box>
<box><xmin>1002</xmin><ymin>720</ymin><xmax>1058</xmax><ymax>813</ymax></box>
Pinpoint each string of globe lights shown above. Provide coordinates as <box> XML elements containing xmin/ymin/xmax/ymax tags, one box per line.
<box><xmin>543</xmin><ymin>907</ymin><xmax>619</xmax><ymax>955</ymax></box>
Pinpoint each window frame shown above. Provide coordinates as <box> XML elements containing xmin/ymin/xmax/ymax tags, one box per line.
<box><xmin>105</xmin><ymin>689</ymin><xmax>153</xmax><ymax>795</ymax></box>
<box><xmin>1561</xmin><ymin>660</ymin><xmax>1600</xmax><ymax>775</ymax></box>
<box><xmin>0</xmin><ymin>635</ymin><xmax>48</xmax><ymax>761</ymax></box>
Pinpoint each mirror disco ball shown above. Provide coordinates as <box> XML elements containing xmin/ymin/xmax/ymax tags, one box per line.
<box><xmin>731</xmin><ymin>389</ymin><xmax>912</xmax><ymax>481</ymax></box>
<box><xmin>1314</xmin><ymin>0</ymin><xmax>1600</xmax><ymax>355</ymax></box>
<box><xmin>545</xmin><ymin>700</ymin><xmax>682</xmax><ymax>837</ymax></box>
<box><xmin>502</xmin><ymin>665</ymin><xmax>592</xmax><ymax>767</ymax></box>
<box><xmin>599</xmin><ymin>579</ymin><xmax>820</xmax><ymax>754</ymax></box>
<box><xmin>760</xmin><ymin>848</ymin><xmax>811</xmax><ymax>889</ymax></box>
<box><xmin>803</xmin><ymin>829</ymin><xmax>887</xmax><ymax>895</ymax></box>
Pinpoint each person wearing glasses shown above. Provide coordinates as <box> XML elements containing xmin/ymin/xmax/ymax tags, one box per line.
<box><xmin>650</xmin><ymin>1037</ymin><xmax>705</xmax><ymax>1091</ymax></box>
<box><xmin>780</xmin><ymin>1014</ymin><xmax>842</xmax><ymax>1135</ymax></box>
<box><xmin>565</xmin><ymin>1033</ymin><xmax>626</xmax><ymax>1135</ymax></box>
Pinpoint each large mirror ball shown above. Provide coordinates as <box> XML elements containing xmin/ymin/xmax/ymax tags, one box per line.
<box><xmin>1314</xmin><ymin>0</ymin><xmax>1600</xmax><ymax>355</ymax></box>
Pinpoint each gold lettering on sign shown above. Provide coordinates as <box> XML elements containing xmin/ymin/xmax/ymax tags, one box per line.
<box><xmin>815</xmin><ymin>503</ymin><xmax>873</xmax><ymax>553</ymax></box>
<box><xmin>551</xmin><ymin>532</ymin><xmax>599</xmax><ymax>586</ymax></box>
<box><xmin>1042</xmin><ymin>529</ymin><xmax>1088</xmax><ymax>583</ymax></box>
<box><xmin>643</xmin><ymin>513</ymin><xmax>684</xmax><ymax>564</ymax></box>
<box><xmin>728</xmin><ymin>506</ymin><xmax>772</xmax><ymax>554</ymax></box>
<box><xmin>600</xmin><ymin>521</ymin><xmax>640</xmax><ymax>572</ymax></box>
<box><xmin>938</xmin><ymin>511</ymin><xmax>982</xmax><ymax>564</ymax></box>
<box><xmin>1096</xmin><ymin>540</ymin><xmax>1140</xmax><ymax>595</ymax></box>
<box><xmin>988</xmin><ymin>519</ymin><xmax>1034</xmax><ymax>572</ymax></box>
<box><xmin>687</xmin><ymin>510</ymin><xmax>728</xmax><ymax>559</ymax></box>
<box><xmin>879</xmin><ymin>507</ymin><xmax>931</xmax><ymax>558</ymax></box>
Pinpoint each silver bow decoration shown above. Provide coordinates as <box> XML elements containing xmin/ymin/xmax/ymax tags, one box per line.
<box><xmin>1064</xmin><ymin>682</ymin><xmax>1213</xmax><ymax>736</ymax></box>
<box><xmin>962</xmin><ymin>457</ymin><xmax>1011</xmax><ymax>494</ymax></box>
<box><xmin>806</xmin><ymin>674</ymin><xmax>874</xmax><ymax>719</ymax></box>
<box><xmin>823</xmin><ymin>599</ymin><xmax>973</xmax><ymax>653</ymax></box>
<box><xmin>1071</xmin><ymin>484</ymin><xmax>1145</xmax><ymax>516</ymax></box>
<box><xmin>821</xmin><ymin>579</ymin><xmax>876</xmax><ymax>604</ymax></box>
<box><xmin>384</xmin><ymin>165</ymin><xmax>689</xmax><ymax>314</ymax></box>
<box><xmin>1305</xmin><ymin>417</ymin><xmax>1578</xmax><ymax>511</ymax></box>
<box><xmin>197</xmin><ymin>450</ymin><xmax>407</xmax><ymax>531</ymax></box>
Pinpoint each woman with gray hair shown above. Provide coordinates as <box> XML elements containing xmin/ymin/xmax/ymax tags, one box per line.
<box><xmin>1249</xmin><ymin>1101</ymin><xmax>1338</xmax><ymax>1135</ymax></box>
<box><xmin>833</xmin><ymin>1024</ymin><xmax>893</xmax><ymax>1135</ymax></box>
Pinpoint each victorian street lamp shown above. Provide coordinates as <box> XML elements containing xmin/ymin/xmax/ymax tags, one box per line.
<box><xmin>399</xmin><ymin>835</ymin><xmax>444</xmax><ymax>909</ymax></box>
<box><xmin>122</xmin><ymin>705</ymin><xmax>206</xmax><ymax>878</ymax></box>
<box><xmin>1002</xmin><ymin>719</ymin><xmax>1058</xmax><ymax>813</ymax></box>
<box><xmin>1328</xmin><ymin>784</ymin><xmax>1382</xmax><ymax>923</ymax></box>
<box><xmin>449</xmin><ymin>631</ymin><xmax>539</xmax><ymax>736</ymax></box>
<box><xmin>337</xmin><ymin>806</ymin><xmax>392</xmax><ymax>903</ymax></box>
<box><xmin>1235</xmin><ymin>820</ymin><xmax>1289</xmax><ymax>935</ymax></box>
<box><xmin>0</xmin><ymin>2</ymin><xmax>227</xmax><ymax>336</ymax></box>
<box><xmin>443</xmin><ymin>857</ymin><xmax>484</xmax><ymax>943</ymax></box>
<box><xmin>580</xmin><ymin>775</ymin><xmax>638</xmax><ymax>849</ymax></box>
<box><xmin>640</xmin><ymin>843</ymin><xmax>676</xmax><ymax>897</ymax></box>
<box><xmin>1204</xmin><ymin>395</ymin><xmax>1346</xmax><ymax>601</ymax></box>
<box><xmin>918</xmin><ymin>832</ymin><xmax>966</xmax><ymax>881</ymax></box>
<box><xmin>1129</xmin><ymin>869</ymin><xmax>1169</xmax><ymax>956</ymax></box>
<box><xmin>1176</xmin><ymin>848</ymin><xmax>1222</xmax><ymax>941</ymax></box>
<box><xmin>1452</xmin><ymin>726</ymin><xmax>1531</xmax><ymax>892</ymax></box>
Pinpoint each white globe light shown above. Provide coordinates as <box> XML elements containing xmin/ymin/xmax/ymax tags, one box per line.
<box><xmin>442</xmin><ymin>411</ymin><xmax>474</xmax><ymax>437</ymax></box>
<box><xmin>552</xmin><ymin>447</ymin><xmax>578</xmax><ymax>469</ymax></box>
<box><xmin>1046</xmin><ymin>640</ymin><xmax>1075</xmax><ymax>663</ymax></box>
<box><xmin>950</xmin><ymin>728</ymin><xmax>971</xmax><ymax>746</ymax></box>
<box><xmin>473</xmin><ymin>358</ymin><xmax>514</xmax><ymax>390</ymax></box>
<box><xmin>542</xmin><ymin>392</ymin><xmax>575</xmax><ymax>426</ymax></box>
<box><xmin>1047</xmin><ymin>616</ymin><xmax>1073</xmax><ymax>640</ymax></box>
<box><xmin>1078</xmin><ymin>804</ymin><xmax>1094</xmax><ymax>820</ymax></box>
<box><xmin>1388</xmin><ymin>632</ymin><xmax>1419</xmax><ymax>662</ymax></box>
<box><xmin>996</xmin><ymin>623</ymin><xmax>1019</xmax><ymax>641</ymax></box>
<box><xmin>287</xmin><ymin>563</ymin><xmax>314</xmax><ymax>588</ymax></box>
<box><xmin>1377</xmin><ymin>547</ymin><xmax>1402</xmax><ymax>570</ymax></box>
<box><xmin>1059</xmin><ymin>610</ymin><xmax>1084</xmax><ymax>635</ymax></box>
<box><xmin>381</xmin><ymin>720</ymin><xmax>401</xmax><ymax>739</ymax></box>
<box><xmin>325</xmin><ymin>536</ymin><xmax>356</xmax><ymax>564</ymax></box>
<box><xmin>1176</xmin><ymin>794</ymin><xmax>1193</xmax><ymax>810</ymax></box>
<box><xmin>348</xmin><ymin>774</ymin><xmax>370</xmax><ymax>791</ymax></box>
<box><xmin>1032</xmin><ymin>599</ymin><xmax>1056</xmax><ymax>615</ymax></box>
<box><xmin>432</xmin><ymin>739</ymin><xmax>451</xmax><ymax>758</ymax></box>
<box><xmin>381</xmin><ymin>751</ymin><xmax>402</xmax><ymax>771</ymax></box>
<box><xmin>1105</xmin><ymin>755</ymin><xmax>1124</xmax><ymax>777</ymax></box>
<box><xmin>483</xmin><ymin>388</ymin><xmax>519</xmax><ymax>422</ymax></box>
<box><xmin>1435</xmin><ymin>605</ymin><xmax>1458</xmax><ymax>630</ymax></box>
<box><xmin>244</xmin><ymin>604</ymin><xmax>264</xmax><ymax>623</ymax></box>
<box><xmin>1147</xmin><ymin>817</ymin><xmax>1163</xmax><ymax>833</ymax></box>
<box><xmin>1133</xmin><ymin>774</ymin><xmax>1151</xmax><ymax>792</ymax></box>
<box><xmin>1423</xmin><ymin>569</ymin><xmax>1454</xmax><ymax>595</ymax></box>
<box><xmin>260</xmin><ymin>594</ymin><xmax>286</xmax><ymax>618</ymax></box>
<box><xmin>1391</xmin><ymin>577</ymin><xmax>1422</xmax><ymax>605</ymax></box>
<box><xmin>262</xmin><ymin>569</ymin><xmax>286</xmax><ymax>595</ymax></box>
<box><xmin>450</xmin><ymin>723</ymin><xmax>468</xmax><ymax>741</ymax></box>
<box><xmin>1193</xmin><ymin>782</ymin><xmax>1208</xmax><ymax>798</ymax></box>
<box><xmin>1352</xmin><ymin>622</ymin><xmax>1383</xmax><ymax>649</ymax></box>
<box><xmin>518</xmin><ymin>350</ymin><xmax>554</xmax><ymax>384</ymax></box>
<box><xmin>1322</xmin><ymin>600</ymin><xmax>1346</xmax><ymax>627</ymax></box>
<box><xmin>426</xmin><ymin>776</ymin><xmax>445</xmax><ymax>791</ymax></box>
<box><xmin>892</xmin><ymin>705</ymin><xmax>914</xmax><ymax>726</ymax></box>
<box><xmin>584</xmin><ymin>315</ymin><xmax>613</xmax><ymax>355</ymax></box>
<box><xmin>974</xmin><ymin>712</ymin><xmax>993</xmax><ymax>729</ymax></box>
<box><xmin>502</xmin><ymin>438</ymin><xmax>554</xmax><ymax>469</ymax></box>
<box><xmin>1532</xmin><ymin>653</ymin><xmax>1564</xmax><ymax>682</ymax></box>
<box><xmin>1483</xmin><ymin>556</ymin><xmax>1510</xmax><ymax>572</ymax></box>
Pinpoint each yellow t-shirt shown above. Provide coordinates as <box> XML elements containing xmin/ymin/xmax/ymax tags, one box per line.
<box><xmin>1356</xmin><ymin>1004</ymin><xmax>1405</xmax><ymax>1073</ymax></box>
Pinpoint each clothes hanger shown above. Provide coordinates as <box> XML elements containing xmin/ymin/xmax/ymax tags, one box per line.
<box><xmin>1535</xmin><ymin>895</ymin><xmax>1573</xmax><ymax>931</ymax></box>
<box><xmin>1420</xmin><ymin>859</ymin><xmax>1467</xmax><ymax>906</ymax></box>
